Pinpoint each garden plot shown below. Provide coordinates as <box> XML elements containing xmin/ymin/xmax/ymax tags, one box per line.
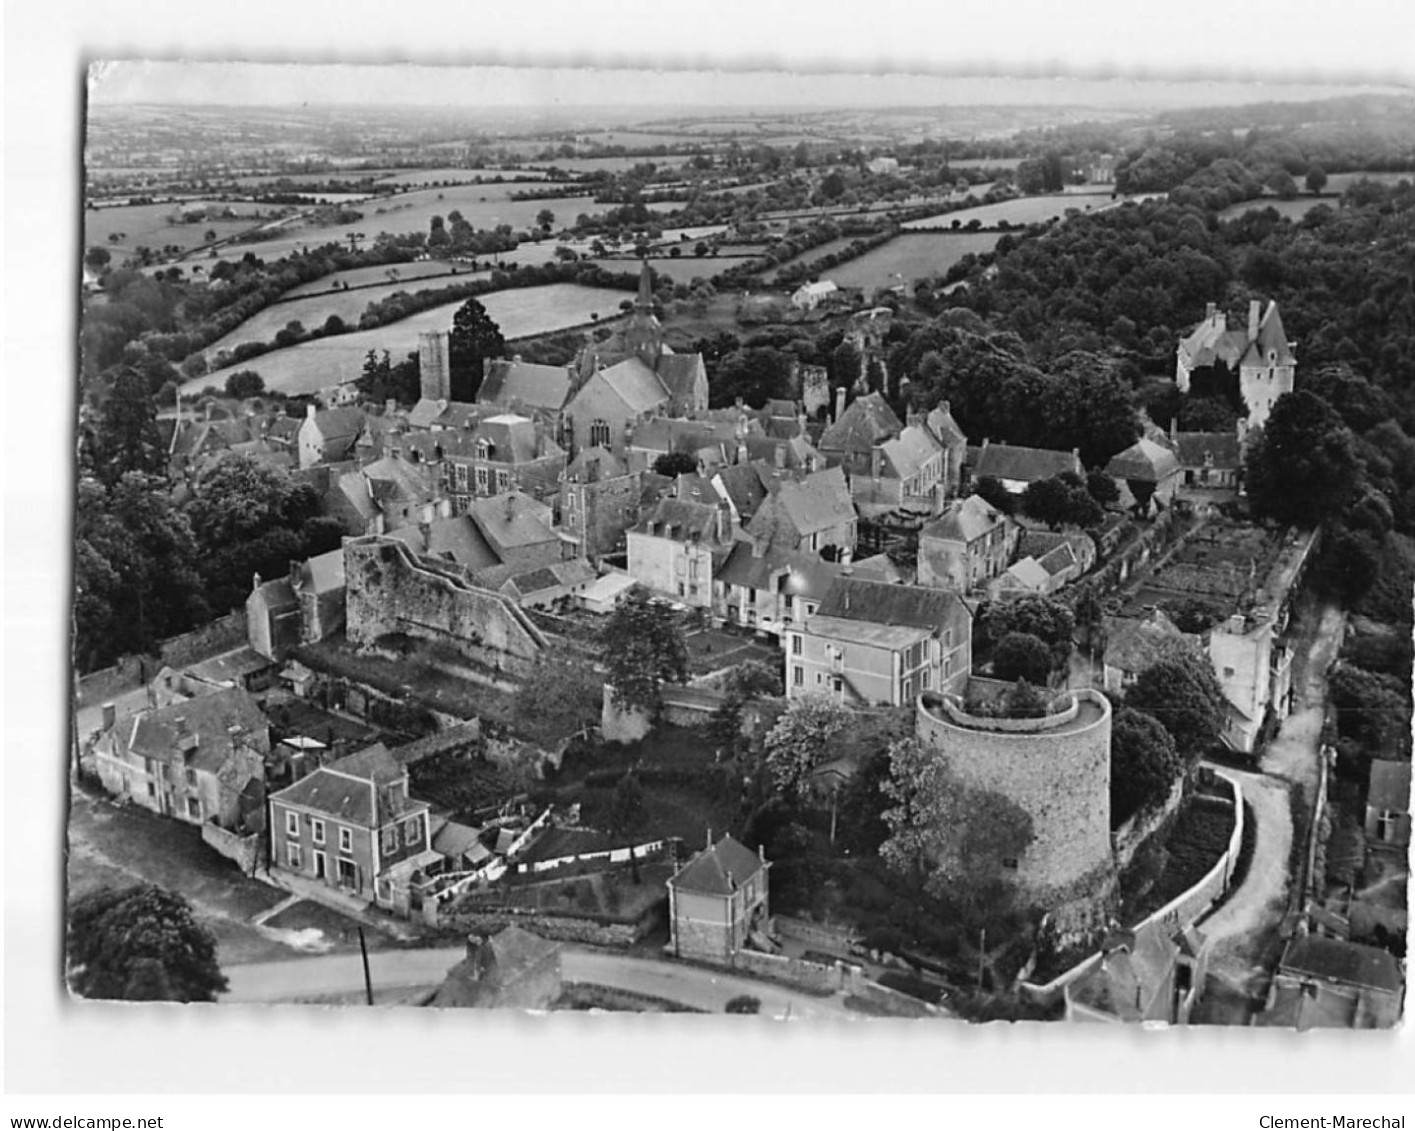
<box><xmin>820</xmin><ymin>232</ymin><xmax>1003</xmax><ymax>293</ymax></box>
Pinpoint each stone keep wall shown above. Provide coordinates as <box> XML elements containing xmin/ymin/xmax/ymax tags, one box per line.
<box><xmin>344</xmin><ymin>538</ymin><xmax>545</xmax><ymax>677</ymax></box>
<box><xmin>915</xmin><ymin>690</ymin><xmax>1114</xmax><ymax>904</ymax></box>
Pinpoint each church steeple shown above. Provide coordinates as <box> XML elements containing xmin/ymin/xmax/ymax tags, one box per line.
<box><xmin>624</xmin><ymin>259</ymin><xmax>663</xmax><ymax>369</ymax></box>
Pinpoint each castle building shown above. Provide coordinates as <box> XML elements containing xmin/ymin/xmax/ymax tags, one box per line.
<box><xmin>1176</xmin><ymin>300</ymin><xmax>1296</xmax><ymax>429</ymax></box>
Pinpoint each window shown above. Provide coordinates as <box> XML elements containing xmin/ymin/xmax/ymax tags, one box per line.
<box><xmin>455</xmin><ymin>464</ymin><xmax>469</xmax><ymax>492</ymax></box>
<box><xmin>311</xmin><ymin>819</ymin><xmax>326</xmax><ymax>846</ymax></box>
<box><xmin>382</xmin><ymin>826</ymin><xmax>398</xmax><ymax>855</ymax></box>
<box><xmin>496</xmin><ymin>470</ymin><xmax>510</xmax><ymax>492</ymax></box>
<box><xmin>590</xmin><ymin>419</ymin><xmax>611</xmax><ymax>448</ymax></box>
<box><xmin>922</xmin><ymin>669</ymin><xmax>931</xmax><ymax>689</ymax></box>
<box><xmin>832</xmin><ymin>677</ymin><xmax>843</xmax><ymax>695</ymax></box>
<box><xmin>1223</xmin><ymin>666</ymin><xmax>1235</xmax><ymax>678</ymax></box>
<box><xmin>475</xmin><ymin>466</ymin><xmax>489</xmax><ymax>493</ymax></box>
<box><xmin>791</xmin><ymin>634</ymin><xmax>802</xmax><ymax>655</ymax></box>
<box><xmin>285</xmin><ymin>810</ymin><xmax>300</xmax><ymax>838</ymax></box>
<box><xmin>287</xmin><ymin>843</ymin><xmax>303</xmax><ymax>870</ymax></box>
<box><xmin>404</xmin><ymin>817</ymin><xmax>421</xmax><ymax>844</ymax></box>
<box><xmin>339</xmin><ymin>827</ymin><xmax>353</xmax><ymax>854</ymax></box>
<box><xmin>678</xmin><ymin>583</ymin><xmax>686</xmax><ymax>596</ymax></box>
<box><xmin>1002</xmin><ymin>857</ymin><xmax>1019</xmax><ymax>871</ymax></box>
<box><xmin>475</xmin><ymin>440</ymin><xmax>489</xmax><ymax>461</ymax></box>
<box><xmin>185</xmin><ymin>769</ymin><xmax>197</xmax><ymax>787</ymax></box>
<box><xmin>793</xmin><ymin>666</ymin><xmax>804</xmax><ymax>686</ymax></box>
<box><xmin>186</xmin><ymin>797</ymin><xmax>201</xmax><ymax>821</ymax></box>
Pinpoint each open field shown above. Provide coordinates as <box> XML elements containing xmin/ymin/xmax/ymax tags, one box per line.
<box><xmin>188</xmin><ymin>283</ymin><xmax>631</xmax><ymax>395</ymax></box>
<box><xmin>821</xmin><ymin>232</ymin><xmax>1004</xmax><ymax>292</ymax></box>
<box><xmin>205</xmin><ymin>269</ymin><xmax>494</xmax><ymax>354</ymax></box>
<box><xmin>902</xmin><ymin>191</ymin><xmax>1112</xmax><ymax>230</ymax></box>
<box><xmin>1326</xmin><ymin>170</ymin><xmax>1415</xmax><ymax>192</ymax></box>
<box><xmin>580</xmin><ymin>256</ymin><xmax>751</xmax><ymax>284</ymax></box>
<box><xmin>283</xmin><ymin>258</ymin><xmax>483</xmax><ymax>298</ymax></box>
<box><xmin>526</xmin><ymin>155</ymin><xmax>692</xmax><ymax>173</ymax></box>
<box><xmin>84</xmin><ymin>201</ymin><xmax>273</xmax><ymax>255</ymax></box>
<box><xmin>371</xmin><ymin>168</ymin><xmax>553</xmax><ymax>186</ymax></box>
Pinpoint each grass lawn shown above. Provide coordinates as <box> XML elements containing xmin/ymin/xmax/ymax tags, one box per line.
<box><xmin>66</xmin><ymin>785</ymin><xmax>291</xmax><ymax>966</ymax></box>
<box><xmin>821</xmin><ymin>232</ymin><xmax>1002</xmax><ymax>292</ymax></box>
<box><xmin>684</xmin><ymin>627</ymin><xmax>779</xmax><ymax>675</ymax></box>
<box><xmin>902</xmin><ymin>191</ymin><xmax>1111</xmax><ymax>231</ymax></box>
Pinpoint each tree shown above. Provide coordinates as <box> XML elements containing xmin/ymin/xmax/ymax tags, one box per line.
<box><xmin>84</xmin><ymin>246</ymin><xmax>111</xmax><ymax>272</ymax></box>
<box><xmin>710</xmin><ymin>346</ymin><xmax>795</xmax><ymax>409</ymax></box>
<box><xmin>1086</xmin><ymin>469</ymin><xmax>1120</xmax><ymax>507</ymax></box>
<box><xmin>512</xmin><ymin>656</ymin><xmax>604</xmax><ymax>749</ymax></box>
<box><xmin>448</xmin><ymin>297</ymin><xmax>506</xmax><ymax>402</ymax></box>
<box><xmin>972</xmin><ymin>476</ymin><xmax>1015</xmax><ymax>515</ymax></box>
<box><xmin>1305</xmin><ymin>164</ymin><xmax>1328</xmax><ymax>194</ymax></box>
<box><xmin>1124</xmin><ymin>651</ymin><xmax>1227</xmax><ymax>763</ymax></box>
<box><xmin>762</xmin><ymin>694</ymin><xmax>851</xmax><ymax>800</ymax></box>
<box><xmin>984</xmin><ymin>595</ymin><xmax>1075</xmax><ymax>656</ymax></box>
<box><xmin>880</xmin><ymin>737</ymin><xmax>1034</xmax><ymax>904</ymax></box>
<box><xmin>1110</xmin><ymin>708</ymin><xmax>1184</xmax><ymax>824</ymax></box>
<box><xmin>536</xmin><ymin>208</ymin><xmax>556</xmax><ymax>231</ymax></box>
<box><xmin>92</xmin><ymin>366</ymin><xmax>167</xmax><ymax>486</ymax></box>
<box><xmin>992</xmin><ymin>632</ymin><xmax>1054</xmax><ymax>685</ymax></box>
<box><xmin>652</xmin><ymin>451</ymin><xmax>698</xmax><ymax>478</ymax></box>
<box><xmin>607</xmin><ymin>772</ymin><xmax>648</xmax><ymax>838</ymax></box>
<box><xmin>224</xmin><ymin>369</ymin><xmax>265</xmax><ymax>399</ymax></box>
<box><xmin>1128</xmin><ymin>478</ymin><xmax>1157</xmax><ymax>517</ymax></box>
<box><xmin>67</xmin><ymin>885</ymin><xmax>227</xmax><ymax>1002</ymax></box>
<box><xmin>1246</xmin><ymin>391</ymin><xmax>1364</xmax><ymax>528</ymax></box>
<box><xmin>1020</xmin><ymin>474</ymin><xmax>1101</xmax><ymax>529</ymax></box>
<box><xmin>601</xmin><ymin>590</ymin><xmax>688</xmax><ymax>716</ymax></box>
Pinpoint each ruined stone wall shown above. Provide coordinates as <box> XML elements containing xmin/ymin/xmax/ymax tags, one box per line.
<box><xmin>435</xmin><ymin>906</ymin><xmax>656</xmax><ymax>947</ymax></box>
<box><xmin>345</xmin><ymin>538</ymin><xmax>544</xmax><ymax>677</ymax></box>
<box><xmin>916</xmin><ymin>690</ymin><xmax>1114</xmax><ymax>905</ymax></box>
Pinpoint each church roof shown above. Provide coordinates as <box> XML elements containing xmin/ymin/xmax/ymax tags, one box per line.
<box><xmin>478</xmin><ymin>359</ymin><xmax>576</xmax><ymax>413</ymax></box>
<box><xmin>596</xmin><ymin>358</ymin><xmax>670</xmax><ymax>416</ymax></box>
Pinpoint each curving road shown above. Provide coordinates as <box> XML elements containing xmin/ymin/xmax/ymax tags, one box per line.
<box><xmin>221</xmin><ymin>944</ymin><xmax>860</xmax><ymax>1019</ymax></box>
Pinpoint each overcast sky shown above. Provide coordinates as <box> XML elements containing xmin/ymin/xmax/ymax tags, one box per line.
<box><xmin>83</xmin><ymin>0</ymin><xmax>1414</xmax><ymax>109</ymax></box>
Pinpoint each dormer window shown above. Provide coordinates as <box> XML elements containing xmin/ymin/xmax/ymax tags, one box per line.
<box><xmin>475</xmin><ymin>440</ymin><xmax>489</xmax><ymax>461</ymax></box>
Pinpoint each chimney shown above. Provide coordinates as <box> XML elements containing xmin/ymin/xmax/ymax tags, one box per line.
<box><xmin>834</xmin><ymin>386</ymin><xmax>846</xmax><ymax>424</ymax></box>
<box><xmin>1248</xmin><ymin>299</ymin><xmax>1261</xmax><ymax>342</ymax></box>
<box><xmin>736</xmin><ymin>441</ymin><xmax>748</xmax><ymax>465</ymax></box>
<box><xmin>1170</xmin><ymin>417</ymin><xmax>1178</xmax><ymax>443</ymax></box>
<box><xmin>705</xmin><ymin>828</ymin><xmax>712</xmax><ymax>850</ymax></box>
<box><xmin>101</xmin><ymin>702</ymin><xmax>117</xmax><ymax>730</ymax></box>
<box><xmin>798</xmin><ymin>411</ymin><xmax>808</xmax><ymax>437</ymax></box>
<box><xmin>774</xmin><ymin>443</ymin><xmax>787</xmax><ymax>470</ymax></box>
<box><xmin>505</xmin><ymin>493</ymin><xmax>515</xmax><ymax>520</ymax></box>
<box><xmin>870</xmin><ymin>446</ymin><xmax>883</xmax><ymax>479</ymax></box>
<box><xmin>1205</xmin><ymin>301</ymin><xmax>1216</xmax><ymax>324</ymax></box>
<box><xmin>907</xmin><ymin>410</ymin><xmax>923</xmax><ymax>430</ymax></box>
<box><xmin>586</xmin><ymin>455</ymin><xmax>599</xmax><ymax>483</ymax></box>
<box><xmin>941</xmin><ymin>399</ymin><xmax>951</xmax><ymax>417</ymax></box>
<box><xmin>252</xmin><ymin>572</ymin><xmax>262</xmax><ymax>593</ymax></box>
<box><xmin>306</xmin><ymin>404</ymin><xmax>317</xmax><ymax>420</ymax></box>
<box><xmin>385</xmin><ymin>399</ymin><xmax>396</xmax><ymax>416</ymax></box>
<box><xmin>1236</xmin><ymin>418</ymin><xmax>1249</xmax><ymax>447</ymax></box>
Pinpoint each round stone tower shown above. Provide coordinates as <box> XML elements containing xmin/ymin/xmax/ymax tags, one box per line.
<box><xmin>915</xmin><ymin>688</ymin><xmax>1116</xmax><ymax>934</ymax></box>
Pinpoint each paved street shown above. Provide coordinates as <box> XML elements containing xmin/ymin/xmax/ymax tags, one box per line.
<box><xmin>221</xmin><ymin>943</ymin><xmax>861</xmax><ymax>1017</ymax></box>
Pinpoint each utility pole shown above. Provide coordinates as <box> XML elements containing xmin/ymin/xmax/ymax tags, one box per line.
<box><xmin>977</xmin><ymin>927</ymin><xmax>987</xmax><ymax>991</ymax></box>
<box><xmin>358</xmin><ymin>927</ymin><xmax>374</xmax><ymax>1006</ymax></box>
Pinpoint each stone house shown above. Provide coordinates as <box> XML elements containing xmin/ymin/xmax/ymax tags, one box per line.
<box><xmin>431</xmin><ymin>926</ymin><xmax>563</xmax><ymax>1009</ymax></box>
<box><xmin>292</xmin><ymin>548</ymin><xmax>347</xmax><ymax>645</ymax></box>
<box><xmin>925</xmin><ymin>401</ymin><xmax>969</xmax><ymax>502</ymax></box>
<box><xmin>626</xmin><ymin>494</ymin><xmax>734</xmax><ymax>608</ymax></box>
<box><xmin>1364</xmin><ymin>759</ymin><xmax>1411</xmax><ymax>849</ymax></box>
<box><xmin>791</xmin><ymin>280</ymin><xmax>839</xmax><ymax>311</ymax></box>
<box><xmin>713</xmin><ymin>540</ymin><xmax>843</xmax><ymax>640</ymax></box>
<box><xmin>268</xmin><ymin>743</ymin><xmax>437</xmax><ymax>915</ymax></box>
<box><xmin>93</xmin><ymin>686</ymin><xmax>270</xmax><ymax>830</ymax></box>
<box><xmin>816</xmin><ymin>391</ymin><xmax>904</xmax><ymax>478</ymax></box>
<box><xmin>1209</xmin><ymin>610</ymin><xmax>1294</xmax><ymax>755</ymax></box>
<box><xmin>401</xmin><ymin>412</ymin><xmax>567</xmax><ymax>514</ymax></box>
<box><xmin>467</xmin><ymin>490</ymin><xmax>565</xmax><ymax>572</ymax></box>
<box><xmin>1099</xmin><ymin>610</ymin><xmax>1199</xmax><ymax>694</ymax></box>
<box><xmin>745</xmin><ymin>465</ymin><xmax>857</xmax><ymax>560</ymax></box>
<box><xmin>1064</xmin><ymin>924</ymin><xmax>1207</xmax><ymax>1025</ymax></box>
<box><xmin>557</xmin><ymin>446</ymin><xmax>643</xmax><ymax>562</ymax></box>
<box><xmin>786</xmin><ymin>579</ymin><xmax>971</xmax><ymax>706</ymax></box>
<box><xmin>968</xmin><ymin>440</ymin><xmax>1083</xmax><ymax>496</ymax></box>
<box><xmin>1260</xmin><ymin>935</ymin><xmax>1404</xmax><ymax>1029</ymax></box>
<box><xmin>668</xmin><ymin>835</ymin><xmax>771</xmax><ymax>964</ymax></box>
<box><xmin>917</xmin><ymin>493</ymin><xmax>1019</xmax><ymax>593</ymax></box>
<box><xmin>847</xmin><ymin>415</ymin><xmax>947</xmax><ymax>515</ymax></box>
<box><xmin>297</xmin><ymin>405</ymin><xmax>366</xmax><ymax>469</ymax></box>
<box><xmin>1105</xmin><ymin>437</ymin><xmax>1182</xmax><ymax>512</ymax></box>
<box><xmin>1169</xmin><ymin>420</ymin><xmax>1245</xmax><ymax>500</ymax></box>
<box><xmin>247</xmin><ymin>572</ymin><xmax>301</xmax><ymax>662</ymax></box>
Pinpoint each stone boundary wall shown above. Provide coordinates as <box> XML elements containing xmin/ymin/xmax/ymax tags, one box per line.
<box><xmin>202</xmin><ymin>821</ymin><xmax>263</xmax><ymax>874</ymax></box>
<box><xmin>159</xmin><ymin>611</ymin><xmax>248</xmax><ymax>669</ymax></box>
<box><xmin>1111</xmin><ymin>777</ymin><xmax>1187</xmax><ymax>872</ymax></box>
<box><xmin>1018</xmin><ymin>770</ymin><xmax>1244</xmax><ymax>1005</ymax></box>
<box><xmin>774</xmin><ymin>915</ymin><xmax>860</xmax><ymax>952</ymax></box>
<box><xmin>728</xmin><ymin>948</ymin><xmax>861</xmax><ymax>995</ymax></box>
<box><xmin>433</xmin><ymin>904</ymin><xmax>656</xmax><ymax>947</ymax></box>
<box><xmin>74</xmin><ymin>656</ymin><xmax>151</xmax><ymax>706</ymax></box>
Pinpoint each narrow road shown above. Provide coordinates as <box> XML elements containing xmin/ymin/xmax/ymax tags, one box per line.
<box><xmin>1193</xmin><ymin>600</ymin><xmax>1344</xmax><ymax>1020</ymax></box>
<box><xmin>221</xmin><ymin>944</ymin><xmax>860</xmax><ymax>1018</ymax></box>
